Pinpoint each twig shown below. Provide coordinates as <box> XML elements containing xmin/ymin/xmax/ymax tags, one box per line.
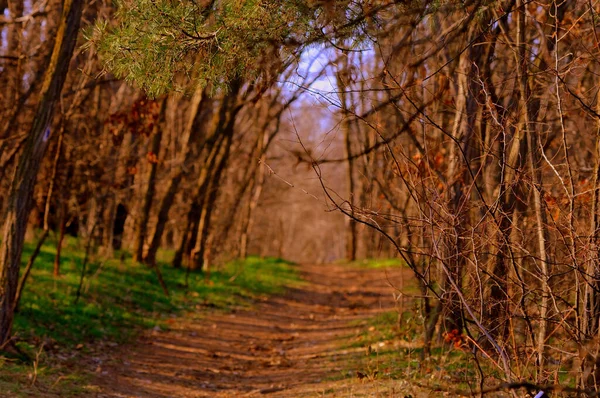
<box><xmin>30</xmin><ymin>342</ymin><xmax>45</xmax><ymax>386</ymax></box>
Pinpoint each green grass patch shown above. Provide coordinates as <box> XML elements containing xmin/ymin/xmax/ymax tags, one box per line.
<box><xmin>14</xmin><ymin>235</ymin><xmax>299</xmax><ymax>346</ymax></box>
<box><xmin>2</xmin><ymin>232</ymin><xmax>300</xmax><ymax>395</ymax></box>
<box><xmin>222</xmin><ymin>256</ymin><xmax>301</xmax><ymax>296</ymax></box>
<box><xmin>348</xmin><ymin>311</ymin><xmax>401</xmax><ymax>348</ymax></box>
<box><xmin>339</xmin><ymin>308</ymin><xmax>501</xmax><ymax>391</ymax></box>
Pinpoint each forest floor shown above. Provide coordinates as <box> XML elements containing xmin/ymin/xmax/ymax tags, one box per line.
<box><xmin>90</xmin><ymin>263</ymin><xmax>431</xmax><ymax>397</ymax></box>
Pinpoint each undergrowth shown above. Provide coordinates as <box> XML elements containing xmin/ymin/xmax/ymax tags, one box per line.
<box><xmin>342</xmin><ymin>307</ymin><xmax>577</xmax><ymax>396</ymax></box>
<box><xmin>341</xmin><ymin>308</ymin><xmax>494</xmax><ymax>392</ymax></box>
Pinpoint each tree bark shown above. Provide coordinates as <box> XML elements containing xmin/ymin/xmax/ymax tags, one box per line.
<box><xmin>173</xmin><ymin>133</ymin><xmax>226</xmax><ymax>268</ymax></box>
<box><xmin>0</xmin><ymin>0</ymin><xmax>84</xmax><ymax>347</ymax></box>
<box><xmin>192</xmin><ymin>140</ymin><xmax>232</xmax><ymax>271</ymax></box>
<box><xmin>143</xmin><ymin>87</ymin><xmax>206</xmax><ymax>266</ymax></box>
<box><xmin>171</xmin><ymin>83</ymin><xmax>241</xmax><ymax>269</ymax></box>
<box><xmin>335</xmin><ymin>53</ymin><xmax>357</xmax><ymax>261</ymax></box>
<box><xmin>53</xmin><ymin>213</ymin><xmax>67</xmax><ymax>277</ymax></box>
<box><xmin>586</xmin><ymin>93</ymin><xmax>600</xmax><ymax>337</ymax></box>
<box><xmin>239</xmin><ymin>131</ymin><xmax>268</xmax><ymax>259</ymax></box>
<box><xmin>48</xmin><ymin>125</ymin><xmax>66</xmax><ymax>276</ymax></box>
<box><xmin>13</xmin><ymin>229</ymin><xmax>49</xmax><ymax>314</ymax></box>
<box><xmin>441</xmin><ymin>26</ymin><xmax>483</xmax><ymax>336</ymax></box>
<box><xmin>513</xmin><ymin>0</ymin><xmax>551</xmax><ymax>379</ymax></box>
<box><xmin>133</xmin><ymin>99</ymin><xmax>167</xmax><ymax>263</ymax></box>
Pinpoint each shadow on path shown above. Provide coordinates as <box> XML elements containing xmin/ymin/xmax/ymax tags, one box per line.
<box><xmin>93</xmin><ymin>263</ymin><xmax>414</xmax><ymax>397</ymax></box>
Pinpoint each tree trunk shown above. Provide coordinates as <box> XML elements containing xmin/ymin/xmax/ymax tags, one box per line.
<box><xmin>48</xmin><ymin>125</ymin><xmax>66</xmax><ymax>277</ymax></box>
<box><xmin>102</xmin><ymin>199</ymin><xmax>116</xmax><ymax>256</ymax></box>
<box><xmin>0</xmin><ymin>0</ymin><xmax>25</xmax><ymax>179</ymax></box>
<box><xmin>13</xmin><ymin>229</ymin><xmax>49</xmax><ymax>314</ymax></box>
<box><xmin>586</xmin><ymin>94</ymin><xmax>600</xmax><ymax>337</ymax></box>
<box><xmin>336</xmin><ymin>55</ymin><xmax>357</xmax><ymax>261</ymax></box>
<box><xmin>527</xmin><ymin>126</ymin><xmax>550</xmax><ymax>382</ymax></box>
<box><xmin>174</xmin><ymin>83</ymin><xmax>241</xmax><ymax>269</ymax></box>
<box><xmin>0</xmin><ymin>0</ymin><xmax>84</xmax><ymax>347</ymax></box>
<box><xmin>582</xmin><ymin>85</ymin><xmax>600</xmax><ymax>391</ymax></box>
<box><xmin>343</xmin><ymin>119</ymin><xmax>357</xmax><ymax>262</ymax></box>
<box><xmin>144</xmin><ymin>174</ymin><xmax>183</xmax><ymax>266</ymax></box>
<box><xmin>143</xmin><ymin>87</ymin><xmax>206</xmax><ymax>266</ymax></box>
<box><xmin>133</xmin><ymin>99</ymin><xmax>167</xmax><ymax>263</ymax></box>
<box><xmin>192</xmin><ymin>129</ymin><xmax>235</xmax><ymax>271</ymax></box>
<box><xmin>172</xmin><ymin>211</ymin><xmax>198</xmax><ymax>269</ymax></box>
<box><xmin>442</xmin><ymin>31</ymin><xmax>481</xmax><ymax>336</ymax></box>
<box><xmin>53</xmin><ymin>213</ymin><xmax>67</xmax><ymax>277</ymax></box>
<box><xmin>173</xmin><ymin>134</ymin><xmax>226</xmax><ymax>269</ymax></box>
<box><xmin>239</xmin><ymin>131</ymin><xmax>268</xmax><ymax>259</ymax></box>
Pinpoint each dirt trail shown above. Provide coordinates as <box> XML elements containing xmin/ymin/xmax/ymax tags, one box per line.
<box><xmin>93</xmin><ymin>263</ymin><xmax>422</xmax><ymax>397</ymax></box>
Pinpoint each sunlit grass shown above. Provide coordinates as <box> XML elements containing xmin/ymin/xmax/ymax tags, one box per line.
<box><xmin>340</xmin><ymin>308</ymin><xmax>488</xmax><ymax>391</ymax></box>
<box><xmin>14</xmin><ymin>234</ymin><xmax>299</xmax><ymax>346</ymax></box>
<box><xmin>1</xmin><ymin>232</ymin><xmax>300</xmax><ymax>396</ymax></box>
<box><xmin>340</xmin><ymin>307</ymin><xmax>535</xmax><ymax>394</ymax></box>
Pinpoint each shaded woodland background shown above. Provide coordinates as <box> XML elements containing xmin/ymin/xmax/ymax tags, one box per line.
<box><xmin>6</xmin><ymin>0</ymin><xmax>600</xmax><ymax>393</ymax></box>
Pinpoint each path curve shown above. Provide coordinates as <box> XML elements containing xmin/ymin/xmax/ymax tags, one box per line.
<box><xmin>93</xmin><ymin>263</ymin><xmax>417</xmax><ymax>397</ymax></box>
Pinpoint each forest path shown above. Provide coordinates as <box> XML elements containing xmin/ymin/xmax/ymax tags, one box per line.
<box><xmin>93</xmin><ymin>263</ymin><xmax>421</xmax><ymax>397</ymax></box>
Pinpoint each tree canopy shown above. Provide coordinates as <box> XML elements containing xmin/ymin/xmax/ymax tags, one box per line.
<box><xmin>91</xmin><ymin>0</ymin><xmax>320</xmax><ymax>95</ymax></box>
<box><xmin>91</xmin><ymin>0</ymin><xmax>397</xmax><ymax>96</ymax></box>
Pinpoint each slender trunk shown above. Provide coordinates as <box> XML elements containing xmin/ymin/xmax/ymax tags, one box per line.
<box><xmin>172</xmin><ymin>214</ymin><xmax>197</xmax><ymax>269</ymax></box>
<box><xmin>527</xmin><ymin>129</ymin><xmax>550</xmax><ymax>381</ymax></box>
<box><xmin>0</xmin><ymin>0</ymin><xmax>84</xmax><ymax>347</ymax></box>
<box><xmin>176</xmin><ymin>134</ymin><xmax>226</xmax><ymax>269</ymax></box>
<box><xmin>144</xmin><ymin>88</ymin><xmax>206</xmax><ymax>266</ymax></box>
<box><xmin>553</xmin><ymin>4</ymin><xmax>578</xmax><ymax>340</ymax></box>
<box><xmin>335</xmin><ymin>53</ymin><xmax>357</xmax><ymax>261</ymax></box>
<box><xmin>583</xmin><ymin>87</ymin><xmax>600</xmax><ymax>391</ymax></box>
<box><xmin>442</xmin><ymin>40</ymin><xmax>473</xmax><ymax>335</ymax></box>
<box><xmin>584</xmin><ymin>77</ymin><xmax>600</xmax><ymax>338</ymax></box>
<box><xmin>75</xmin><ymin>219</ymin><xmax>98</xmax><ymax>304</ymax></box>
<box><xmin>192</xmin><ymin>133</ymin><xmax>233</xmax><ymax>271</ymax></box>
<box><xmin>239</xmin><ymin>131</ymin><xmax>268</xmax><ymax>259</ymax></box>
<box><xmin>343</xmin><ymin>118</ymin><xmax>357</xmax><ymax>261</ymax></box>
<box><xmin>238</xmin><ymin>176</ymin><xmax>256</xmax><ymax>259</ymax></box>
<box><xmin>48</xmin><ymin>125</ymin><xmax>66</xmax><ymax>276</ymax></box>
<box><xmin>133</xmin><ymin>100</ymin><xmax>166</xmax><ymax>262</ymax></box>
<box><xmin>486</xmin><ymin>19</ymin><xmax>524</xmax><ymax>336</ymax></box>
<box><xmin>13</xmin><ymin>230</ymin><xmax>49</xmax><ymax>314</ymax></box>
<box><xmin>181</xmin><ymin>83</ymin><xmax>241</xmax><ymax>269</ymax></box>
<box><xmin>53</xmin><ymin>214</ymin><xmax>66</xmax><ymax>277</ymax></box>
<box><xmin>102</xmin><ymin>199</ymin><xmax>116</xmax><ymax>256</ymax></box>
<box><xmin>515</xmin><ymin>0</ymin><xmax>550</xmax><ymax>379</ymax></box>
<box><xmin>144</xmin><ymin>173</ymin><xmax>183</xmax><ymax>266</ymax></box>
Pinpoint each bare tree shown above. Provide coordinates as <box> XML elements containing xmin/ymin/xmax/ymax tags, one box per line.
<box><xmin>0</xmin><ymin>0</ymin><xmax>84</xmax><ymax>347</ymax></box>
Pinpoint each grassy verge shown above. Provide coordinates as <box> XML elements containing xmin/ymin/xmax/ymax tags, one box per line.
<box><xmin>337</xmin><ymin>309</ymin><xmax>486</xmax><ymax>391</ymax></box>
<box><xmin>340</xmin><ymin>308</ymin><xmax>544</xmax><ymax>394</ymax></box>
<box><xmin>1</xmin><ymin>233</ymin><xmax>300</xmax><ymax>397</ymax></box>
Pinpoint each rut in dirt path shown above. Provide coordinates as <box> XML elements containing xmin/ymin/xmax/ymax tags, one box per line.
<box><xmin>94</xmin><ymin>263</ymin><xmax>413</xmax><ymax>398</ymax></box>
